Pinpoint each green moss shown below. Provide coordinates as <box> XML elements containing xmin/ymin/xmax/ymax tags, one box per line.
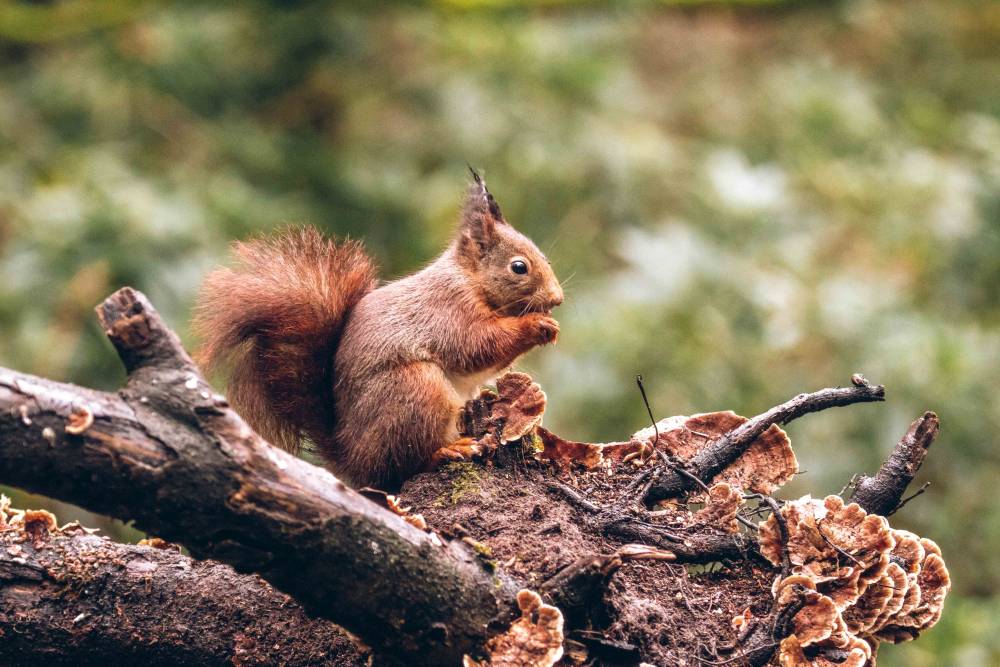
<box><xmin>461</xmin><ymin>536</ymin><xmax>497</xmax><ymax>572</ymax></box>
<box><xmin>469</xmin><ymin>539</ymin><xmax>493</xmax><ymax>558</ymax></box>
<box><xmin>444</xmin><ymin>461</ymin><xmax>481</xmax><ymax>504</ymax></box>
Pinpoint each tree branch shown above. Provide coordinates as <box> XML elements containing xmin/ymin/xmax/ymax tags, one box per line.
<box><xmin>644</xmin><ymin>376</ymin><xmax>886</xmax><ymax>503</ymax></box>
<box><xmin>0</xmin><ymin>515</ymin><xmax>367</xmax><ymax>666</ymax></box>
<box><xmin>850</xmin><ymin>411</ymin><xmax>939</xmax><ymax>516</ymax></box>
<box><xmin>0</xmin><ymin>287</ymin><xmax>517</xmax><ymax>665</ymax></box>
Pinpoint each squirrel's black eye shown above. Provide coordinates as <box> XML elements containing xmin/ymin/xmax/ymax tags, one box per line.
<box><xmin>510</xmin><ymin>260</ymin><xmax>528</xmax><ymax>275</ymax></box>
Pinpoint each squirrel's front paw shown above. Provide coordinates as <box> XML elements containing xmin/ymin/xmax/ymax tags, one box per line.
<box><xmin>427</xmin><ymin>437</ymin><xmax>485</xmax><ymax>470</ymax></box>
<box><xmin>528</xmin><ymin>314</ymin><xmax>560</xmax><ymax>345</ymax></box>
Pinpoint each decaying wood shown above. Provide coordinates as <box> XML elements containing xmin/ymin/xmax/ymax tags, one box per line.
<box><xmin>0</xmin><ymin>286</ymin><xmax>947</xmax><ymax>667</ymax></box>
<box><xmin>851</xmin><ymin>411</ymin><xmax>939</xmax><ymax>516</ymax></box>
<box><xmin>644</xmin><ymin>376</ymin><xmax>886</xmax><ymax>503</ymax></box>
<box><xmin>0</xmin><ymin>287</ymin><xmax>518</xmax><ymax>666</ymax></box>
<box><xmin>0</xmin><ymin>512</ymin><xmax>367</xmax><ymax>666</ymax></box>
<box><xmin>546</xmin><ymin>479</ymin><xmax>753</xmax><ymax>563</ymax></box>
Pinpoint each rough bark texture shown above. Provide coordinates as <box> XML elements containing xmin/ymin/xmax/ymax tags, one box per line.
<box><xmin>0</xmin><ymin>520</ymin><xmax>368</xmax><ymax>666</ymax></box>
<box><xmin>0</xmin><ymin>287</ymin><xmax>517</xmax><ymax>665</ymax></box>
<box><xmin>644</xmin><ymin>377</ymin><xmax>886</xmax><ymax>503</ymax></box>
<box><xmin>851</xmin><ymin>411</ymin><xmax>939</xmax><ymax>516</ymax></box>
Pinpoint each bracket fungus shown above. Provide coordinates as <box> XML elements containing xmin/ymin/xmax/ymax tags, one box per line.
<box><xmin>358</xmin><ymin>488</ymin><xmax>430</xmax><ymax>531</ymax></box>
<box><xmin>536</xmin><ymin>426</ymin><xmax>607</xmax><ymax>470</ymax></box>
<box><xmin>464</xmin><ymin>589</ymin><xmax>564</xmax><ymax>667</ymax></box>
<box><xmin>1</xmin><ymin>496</ymin><xmax>65</xmax><ymax>548</ymax></box>
<box><xmin>874</xmin><ymin>537</ymin><xmax>951</xmax><ymax>643</ymax></box>
<box><xmin>491</xmin><ymin>373</ymin><xmax>548</xmax><ymax>443</ymax></box>
<box><xmin>778</xmin><ymin>634</ymin><xmax>872</xmax><ymax>667</ymax></box>
<box><xmin>65</xmin><ymin>402</ymin><xmax>95</xmax><ymax>434</ymax></box>
<box><xmin>762</xmin><ymin>496</ymin><xmax>951</xmax><ymax>666</ymax></box>
<box><xmin>692</xmin><ymin>482</ymin><xmax>743</xmax><ymax>533</ymax></box>
<box><xmin>633</xmin><ymin>411</ymin><xmax>798</xmax><ymax>499</ymax></box>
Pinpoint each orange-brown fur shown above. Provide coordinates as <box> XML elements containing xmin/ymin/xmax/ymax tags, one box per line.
<box><xmin>193</xmin><ymin>229</ymin><xmax>378</xmax><ymax>454</ymax></box>
<box><xmin>193</xmin><ymin>175</ymin><xmax>563</xmax><ymax>488</ymax></box>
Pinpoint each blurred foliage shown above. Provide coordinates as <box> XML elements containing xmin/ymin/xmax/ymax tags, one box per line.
<box><xmin>0</xmin><ymin>1</ymin><xmax>997</xmax><ymax>664</ymax></box>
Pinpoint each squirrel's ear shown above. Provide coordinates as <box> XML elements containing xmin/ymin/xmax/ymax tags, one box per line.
<box><xmin>458</xmin><ymin>169</ymin><xmax>504</xmax><ymax>255</ymax></box>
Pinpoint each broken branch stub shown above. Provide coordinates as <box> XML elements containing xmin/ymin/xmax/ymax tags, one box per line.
<box><xmin>850</xmin><ymin>412</ymin><xmax>939</xmax><ymax>516</ymax></box>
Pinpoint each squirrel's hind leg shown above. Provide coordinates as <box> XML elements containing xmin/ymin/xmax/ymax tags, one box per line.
<box><xmin>334</xmin><ymin>361</ymin><xmax>467</xmax><ymax>489</ymax></box>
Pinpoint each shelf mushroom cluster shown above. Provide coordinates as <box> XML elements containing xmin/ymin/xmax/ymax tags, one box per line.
<box><xmin>463</xmin><ymin>590</ymin><xmax>564</xmax><ymax>667</ymax></box>
<box><xmin>759</xmin><ymin>495</ymin><xmax>951</xmax><ymax>667</ymax></box>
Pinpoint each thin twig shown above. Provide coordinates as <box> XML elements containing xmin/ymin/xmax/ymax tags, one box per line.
<box><xmin>735</xmin><ymin>514</ymin><xmax>760</xmax><ymax>532</ymax></box>
<box><xmin>694</xmin><ymin>641</ymin><xmax>779</xmax><ymax>666</ymax></box>
<box><xmin>888</xmin><ymin>482</ymin><xmax>931</xmax><ymax>516</ymax></box>
<box><xmin>546</xmin><ymin>480</ymin><xmax>601</xmax><ymax>514</ymax></box>
<box><xmin>816</xmin><ymin>519</ymin><xmax>864</xmax><ymax>568</ymax></box>
<box><xmin>657</xmin><ymin>449</ymin><xmax>713</xmax><ymax>495</ymax></box>
<box><xmin>839</xmin><ymin>473</ymin><xmax>860</xmax><ymax>497</ymax></box>
<box><xmin>636</xmin><ymin>374</ymin><xmax>659</xmax><ymax>462</ymax></box>
<box><xmin>745</xmin><ymin>493</ymin><xmax>790</xmax><ymax>578</ymax></box>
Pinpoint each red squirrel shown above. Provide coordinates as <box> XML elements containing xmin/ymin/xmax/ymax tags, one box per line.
<box><xmin>193</xmin><ymin>172</ymin><xmax>563</xmax><ymax>488</ymax></box>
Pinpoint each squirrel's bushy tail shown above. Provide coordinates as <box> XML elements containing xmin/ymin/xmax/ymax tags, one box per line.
<box><xmin>193</xmin><ymin>227</ymin><xmax>377</xmax><ymax>454</ymax></box>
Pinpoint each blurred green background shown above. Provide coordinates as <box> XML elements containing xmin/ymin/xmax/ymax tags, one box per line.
<box><xmin>0</xmin><ymin>0</ymin><xmax>996</xmax><ymax>664</ymax></box>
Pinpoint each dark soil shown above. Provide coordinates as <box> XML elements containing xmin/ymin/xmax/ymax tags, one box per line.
<box><xmin>400</xmin><ymin>451</ymin><xmax>780</xmax><ymax>666</ymax></box>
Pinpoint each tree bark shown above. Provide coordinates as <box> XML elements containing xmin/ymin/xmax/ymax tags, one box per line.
<box><xmin>644</xmin><ymin>376</ymin><xmax>886</xmax><ymax>503</ymax></box>
<box><xmin>850</xmin><ymin>411</ymin><xmax>939</xmax><ymax>516</ymax></box>
<box><xmin>0</xmin><ymin>517</ymin><xmax>367</xmax><ymax>666</ymax></box>
<box><xmin>0</xmin><ymin>287</ymin><xmax>517</xmax><ymax>666</ymax></box>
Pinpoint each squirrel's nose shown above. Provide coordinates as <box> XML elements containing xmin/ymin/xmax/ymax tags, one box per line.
<box><xmin>548</xmin><ymin>285</ymin><xmax>564</xmax><ymax>307</ymax></box>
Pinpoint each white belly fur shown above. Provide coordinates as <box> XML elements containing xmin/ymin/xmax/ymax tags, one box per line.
<box><xmin>446</xmin><ymin>365</ymin><xmax>506</xmax><ymax>402</ymax></box>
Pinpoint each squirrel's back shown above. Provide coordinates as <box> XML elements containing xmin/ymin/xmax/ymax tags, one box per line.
<box><xmin>192</xmin><ymin>227</ymin><xmax>377</xmax><ymax>453</ymax></box>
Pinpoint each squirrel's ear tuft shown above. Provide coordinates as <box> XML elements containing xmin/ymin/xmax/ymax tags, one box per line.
<box><xmin>466</xmin><ymin>167</ymin><xmax>504</xmax><ymax>222</ymax></box>
<box><xmin>458</xmin><ymin>170</ymin><xmax>504</xmax><ymax>255</ymax></box>
<box><xmin>467</xmin><ymin>163</ymin><xmax>482</xmax><ymax>184</ymax></box>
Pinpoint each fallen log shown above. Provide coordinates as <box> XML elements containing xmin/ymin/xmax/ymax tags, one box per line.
<box><xmin>0</xmin><ymin>504</ymin><xmax>367</xmax><ymax>666</ymax></box>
